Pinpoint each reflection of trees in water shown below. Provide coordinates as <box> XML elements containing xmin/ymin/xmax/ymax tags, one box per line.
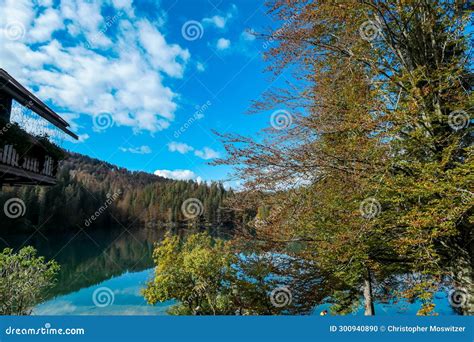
<box><xmin>0</xmin><ymin>225</ymin><xmax>233</xmax><ymax>301</ymax></box>
<box><xmin>51</xmin><ymin>228</ymin><xmax>166</xmax><ymax>298</ymax></box>
<box><xmin>1</xmin><ymin>227</ymin><xmax>166</xmax><ymax>300</ymax></box>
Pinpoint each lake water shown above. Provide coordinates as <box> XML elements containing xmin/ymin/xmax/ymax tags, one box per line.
<box><xmin>1</xmin><ymin>226</ymin><xmax>178</xmax><ymax>315</ymax></box>
<box><xmin>0</xmin><ymin>227</ymin><xmax>460</xmax><ymax>316</ymax></box>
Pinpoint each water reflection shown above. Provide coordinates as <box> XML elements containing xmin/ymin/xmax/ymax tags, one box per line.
<box><xmin>1</xmin><ymin>225</ymin><xmax>232</xmax><ymax>315</ymax></box>
<box><xmin>0</xmin><ymin>226</ymin><xmax>459</xmax><ymax>316</ymax></box>
<box><xmin>0</xmin><ymin>226</ymin><xmax>172</xmax><ymax>300</ymax></box>
<box><xmin>33</xmin><ymin>269</ymin><xmax>176</xmax><ymax>315</ymax></box>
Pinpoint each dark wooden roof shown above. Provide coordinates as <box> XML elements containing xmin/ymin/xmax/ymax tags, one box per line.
<box><xmin>0</xmin><ymin>68</ymin><xmax>78</xmax><ymax>139</ymax></box>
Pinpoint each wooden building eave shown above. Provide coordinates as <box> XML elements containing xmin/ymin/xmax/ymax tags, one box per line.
<box><xmin>0</xmin><ymin>68</ymin><xmax>78</xmax><ymax>140</ymax></box>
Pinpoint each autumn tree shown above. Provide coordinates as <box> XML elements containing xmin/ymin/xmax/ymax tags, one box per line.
<box><xmin>143</xmin><ymin>233</ymin><xmax>237</xmax><ymax>315</ymax></box>
<box><xmin>142</xmin><ymin>232</ymin><xmax>324</xmax><ymax>315</ymax></box>
<box><xmin>215</xmin><ymin>0</ymin><xmax>472</xmax><ymax>315</ymax></box>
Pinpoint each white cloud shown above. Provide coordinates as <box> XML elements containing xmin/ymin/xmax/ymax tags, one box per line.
<box><xmin>216</xmin><ymin>38</ymin><xmax>230</xmax><ymax>50</ymax></box>
<box><xmin>33</xmin><ymin>300</ymin><xmax>78</xmax><ymax>315</ymax></box>
<box><xmin>0</xmin><ymin>0</ymin><xmax>190</xmax><ymax>135</ymax></box>
<box><xmin>75</xmin><ymin>133</ymin><xmax>90</xmax><ymax>143</ymax></box>
<box><xmin>154</xmin><ymin>169</ymin><xmax>197</xmax><ymax>181</ymax></box>
<box><xmin>196</xmin><ymin>61</ymin><xmax>205</xmax><ymax>72</ymax></box>
<box><xmin>203</xmin><ymin>15</ymin><xmax>226</xmax><ymax>29</ymax></box>
<box><xmin>241</xmin><ymin>30</ymin><xmax>256</xmax><ymax>41</ymax></box>
<box><xmin>167</xmin><ymin>141</ymin><xmax>194</xmax><ymax>154</ymax></box>
<box><xmin>119</xmin><ymin>145</ymin><xmax>152</xmax><ymax>154</ymax></box>
<box><xmin>29</xmin><ymin>8</ymin><xmax>63</xmax><ymax>43</ymax></box>
<box><xmin>167</xmin><ymin>142</ymin><xmax>218</xmax><ymax>160</ymax></box>
<box><xmin>111</xmin><ymin>0</ymin><xmax>134</xmax><ymax>14</ymax></box>
<box><xmin>202</xmin><ymin>4</ymin><xmax>237</xmax><ymax>29</ymax></box>
<box><xmin>1</xmin><ymin>0</ymin><xmax>35</xmax><ymax>33</ymax></box>
<box><xmin>223</xmin><ymin>180</ymin><xmax>241</xmax><ymax>190</ymax></box>
<box><xmin>137</xmin><ymin>20</ymin><xmax>190</xmax><ymax>78</ymax></box>
<box><xmin>194</xmin><ymin>147</ymin><xmax>220</xmax><ymax>160</ymax></box>
<box><xmin>61</xmin><ymin>0</ymin><xmax>113</xmax><ymax>48</ymax></box>
<box><xmin>38</xmin><ymin>0</ymin><xmax>54</xmax><ymax>6</ymax></box>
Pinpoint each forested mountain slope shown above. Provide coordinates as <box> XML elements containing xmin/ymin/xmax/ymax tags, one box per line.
<box><xmin>0</xmin><ymin>152</ymin><xmax>233</xmax><ymax>233</ymax></box>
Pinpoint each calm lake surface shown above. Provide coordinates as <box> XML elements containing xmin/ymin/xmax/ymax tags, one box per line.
<box><xmin>0</xmin><ymin>227</ymin><xmax>459</xmax><ymax>315</ymax></box>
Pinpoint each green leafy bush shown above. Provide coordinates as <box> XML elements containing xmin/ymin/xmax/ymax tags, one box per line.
<box><xmin>0</xmin><ymin>246</ymin><xmax>59</xmax><ymax>315</ymax></box>
<box><xmin>143</xmin><ymin>233</ymin><xmax>286</xmax><ymax>315</ymax></box>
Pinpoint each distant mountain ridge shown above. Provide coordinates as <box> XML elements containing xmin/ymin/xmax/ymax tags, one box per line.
<box><xmin>0</xmin><ymin>151</ymin><xmax>233</xmax><ymax>233</ymax></box>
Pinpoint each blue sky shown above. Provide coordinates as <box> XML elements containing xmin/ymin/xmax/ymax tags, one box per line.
<box><xmin>0</xmin><ymin>0</ymin><xmax>288</xmax><ymax>185</ymax></box>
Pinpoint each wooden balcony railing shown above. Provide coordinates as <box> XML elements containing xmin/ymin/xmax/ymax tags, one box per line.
<box><xmin>0</xmin><ymin>69</ymin><xmax>77</xmax><ymax>186</ymax></box>
<box><xmin>0</xmin><ymin>140</ymin><xmax>59</xmax><ymax>185</ymax></box>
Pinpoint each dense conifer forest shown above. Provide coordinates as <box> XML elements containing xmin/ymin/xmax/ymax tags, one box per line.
<box><xmin>0</xmin><ymin>152</ymin><xmax>233</xmax><ymax>233</ymax></box>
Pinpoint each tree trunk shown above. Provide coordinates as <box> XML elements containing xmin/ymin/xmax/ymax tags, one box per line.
<box><xmin>458</xmin><ymin>255</ymin><xmax>474</xmax><ymax>315</ymax></box>
<box><xmin>363</xmin><ymin>267</ymin><xmax>375</xmax><ymax>316</ymax></box>
<box><xmin>453</xmin><ymin>221</ymin><xmax>474</xmax><ymax>315</ymax></box>
<box><xmin>464</xmin><ymin>227</ymin><xmax>474</xmax><ymax>315</ymax></box>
